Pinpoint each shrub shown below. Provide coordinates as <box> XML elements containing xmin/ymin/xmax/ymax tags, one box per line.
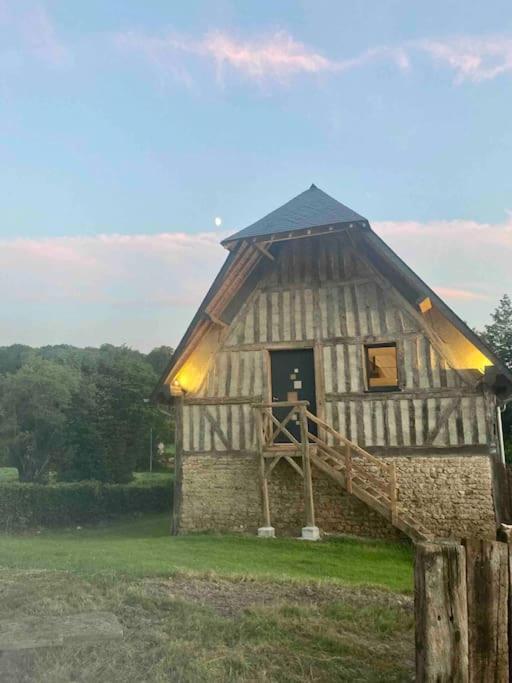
<box><xmin>0</xmin><ymin>476</ymin><xmax>173</xmax><ymax>531</ymax></box>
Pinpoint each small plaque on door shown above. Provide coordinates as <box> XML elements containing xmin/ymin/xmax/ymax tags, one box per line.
<box><xmin>293</xmin><ymin>380</ymin><xmax>302</xmax><ymax>389</ymax></box>
<box><xmin>287</xmin><ymin>391</ymin><xmax>298</xmax><ymax>402</ymax></box>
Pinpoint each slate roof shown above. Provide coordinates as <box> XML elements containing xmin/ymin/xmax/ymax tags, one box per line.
<box><xmin>221</xmin><ymin>184</ymin><xmax>367</xmax><ymax>246</ymax></box>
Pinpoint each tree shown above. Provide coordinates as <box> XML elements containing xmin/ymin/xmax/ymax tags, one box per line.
<box><xmin>484</xmin><ymin>294</ymin><xmax>512</xmax><ymax>369</ymax></box>
<box><xmin>0</xmin><ymin>359</ymin><xmax>79</xmax><ymax>482</ymax></box>
<box><xmin>0</xmin><ymin>343</ymin><xmax>174</xmax><ymax>482</ymax></box>
<box><xmin>56</xmin><ymin>377</ymin><xmax>107</xmax><ymax>482</ymax></box>
<box><xmin>146</xmin><ymin>346</ymin><xmax>174</xmax><ymax>375</ymax></box>
<box><xmin>483</xmin><ymin>294</ymin><xmax>512</xmax><ymax>462</ymax></box>
<box><xmin>94</xmin><ymin>351</ymin><xmax>161</xmax><ymax>482</ymax></box>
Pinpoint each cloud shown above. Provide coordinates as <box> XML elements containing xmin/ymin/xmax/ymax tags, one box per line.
<box><xmin>21</xmin><ymin>5</ymin><xmax>69</xmax><ymax>66</ymax></box>
<box><xmin>432</xmin><ymin>287</ymin><xmax>489</xmax><ymax>301</ymax></box>
<box><xmin>0</xmin><ymin>231</ymin><xmax>226</xmax><ymax>307</ymax></box>
<box><xmin>116</xmin><ymin>28</ymin><xmax>512</xmax><ymax>87</ymax></box>
<box><xmin>0</xmin><ymin>214</ymin><xmax>510</xmax><ymax>350</ymax></box>
<box><xmin>0</xmin><ymin>2</ymin><xmax>69</xmax><ymax>70</ymax></box>
<box><xmin>416</xmin><ymin>36</ymin><xmax>512</xmax><ymax>83</ymax></box>
<box><xmin>373</xmin><ymin>216</ymin><xmax>512</xmax><ymax>248</ymax></box>
<box><xmin>372</xmin><ymin>215</ymin><xmax>512</xmax><ymax>316</ymax></box>
<box><xmin>116</xmin><ymin>29</ymin><xmax>410</xmax><ymax>86</ymax></box>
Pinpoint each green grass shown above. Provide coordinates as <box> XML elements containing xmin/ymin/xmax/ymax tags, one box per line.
<box><xmin>0</xmin><ymin>514</ymin><xmax>414</xmax><ymax>680</ymax></box>
<box><xmin>132</xmin><ymin>471</ymin><xmax>173</xmax><ymax>485</ymax></box>
<box><xmin>0</xmin><ymin>467</ymin><xmax>18</xmax><ymax>481</ymax></box>
<box><xmin>0</xmin><ymin>513</ymin><xmax>413</xmax><ymax>592</ymax></box>
<box><xmin>0</xmin><ymin>468</ymin><xmax>172</xmax><ymax>485</ymax></box>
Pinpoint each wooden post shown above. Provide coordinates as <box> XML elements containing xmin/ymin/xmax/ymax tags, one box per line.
<box><xmin>415</xmin><ymin>542</ymin><xmax>469</xmax><ymax>682</ymax></box>
<box><xmin>497</xmin><ymin>525</ymin><xmax>512</xmax><ymax>683</ymax></box>
<box><xmin>389</xmin><ymin>462</ymin><xmax>397</xmax><ymax>525</ymax></box>
<box><xmin>254</xmin><ymin>407</ymin><xmax>272</xmax><ymax>534</ymax></box>
<box><xmin>464</xmin><ymin>539</ymin><xmax>509</xmax><ymax>682</ymax></box>
<box><xmin>171</xmin><ymin>396</ymin><xmax>184</xmax><ymax>536</ymax></box>
<box><xmin>299</xmin><ymin>405</ymin><xmax>317</xmax><ymax>537</ymax></box>
<box><xmin>345</xmin><ymin>443</ymin><xmax>352</xmax><ymax>493</ymax></box>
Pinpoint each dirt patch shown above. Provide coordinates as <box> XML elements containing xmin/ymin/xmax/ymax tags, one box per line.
<box><xmin>142</xmin><ymin>574</ymin><xmax>413</xmax><ymax>617</ymax></box>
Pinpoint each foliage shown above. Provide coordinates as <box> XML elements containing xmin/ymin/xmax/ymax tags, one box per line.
<box><xmin>0</xmin><ymin>359</ymin><xmax>80</xmax><ymax>482</ymax></box>
<box><xmin>0</xmin><ymin>476</ymin><xmax>172</xmax><ymax>531</ymax></box>
<box><xmin>482</xmin><ymin>294</ymin><xmax>512</xmax><ymax>462</ymax></box>
<box><xmin>483</xmin><ymin>293</ymin><xmax>512</xmax><ymax>369</ymax></box>
<box><xmin>0</xmin><ymin>344</ymin><xmax>173</xmax><ymax>483</ymax></box>
<box><xmin>146</xmin><ymin>345</ymin><xmax>174</xmax><ymax>375</ymax></box>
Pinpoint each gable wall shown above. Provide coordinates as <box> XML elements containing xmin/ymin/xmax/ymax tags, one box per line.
<box><xmin>181</xmin><ymin>232</ymin><xmax>496</xmax><ymax>455</ymax></box>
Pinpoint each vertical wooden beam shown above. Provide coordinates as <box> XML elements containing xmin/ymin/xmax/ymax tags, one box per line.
<box><xmin>171</xmin><ymin>396</ymin><xmax>184</xmax><ymax>536</ymax></box>
<box><xmin>415</xmin><ymin>542</ymin><xmax>469</xmax><ymax>683</ymax></box>
<box><xmin>299</xmin><ymin>405</ymin><xmax>316</xmax><ymax>529</ymax></box>
<box><xmin>464</xmin><ymin>539</ymin><xmax>509</xmax><ymax>682</ymax></box>
<box><xmin>255</xmin><ymin>407</ymin><xmax>271</xmax><ymax>529</ymax></box>
<box><xmin>389</xmin><ymin>462</ymin><xmax>397</xmax><ymax>525</ymax></box>
<box><xmin>345</xmin><ymin>442</ymin><xmax>352</xmax><ymax>493</ymax></box>
<box><xmin>313</xmin><ymin>341</ymin><xmax>327</xmax><ymax>437</ymax></box>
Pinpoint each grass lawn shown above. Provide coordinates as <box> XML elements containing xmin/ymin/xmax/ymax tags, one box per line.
<box><xmin>0</xmin><ymin>466</ymin><xmax>18</xmax><ymax>481</ymax></box>
<box><xmin>0</xmin><ymin>515</ymin><xmax>415</xmax><ymax>681</ymax></box>
<box><xmin>0</xmin><ymin>513</ymin><xmax>413</xmax><ymax>592</ymax></box>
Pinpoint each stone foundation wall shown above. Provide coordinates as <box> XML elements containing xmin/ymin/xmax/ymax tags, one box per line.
<box><xmin>390</xmin><ymin>455</ymin><xmax>496</xmax><ymax>539</ymax></box>
<box><xmin>177</xmin><ymin>452</ymin><xmax>497</xmax><ymax>540</ymax></box>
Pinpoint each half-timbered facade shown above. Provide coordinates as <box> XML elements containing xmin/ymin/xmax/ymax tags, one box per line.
<box><xmin>154</xmin><ymin>185</ymin><xmax>512</xmax><ymax>541</ymax></box>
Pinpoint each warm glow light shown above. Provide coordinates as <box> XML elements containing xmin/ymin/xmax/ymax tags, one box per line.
<box><xmin>418</xmin><ymin>296</ymin><xmax>433</xmax><ymax>314</ymax></box>
<box><xmin>214</xmin><ymin>217</ymin><xmax>222</xmax><ymax>227</ymax></box>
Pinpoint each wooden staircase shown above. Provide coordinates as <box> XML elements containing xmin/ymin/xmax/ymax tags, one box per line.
<box><xmin>253</xmin><ymin>401</ymin><xmax>431</xmax><ymax>542</ymax></box>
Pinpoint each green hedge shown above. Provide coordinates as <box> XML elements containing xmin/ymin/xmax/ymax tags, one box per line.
<box><xmin>0</xmin><ymin>477</ymin><xmax>173</xmax><ymax>531</ymax></box>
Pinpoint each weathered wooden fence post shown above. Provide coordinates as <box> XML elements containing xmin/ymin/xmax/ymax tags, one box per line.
<box><xmin>464</xmin><ymin>539</ymin><xmax>509</xmax><ymax>682</ymax></box>
<box><xmin>415</xmin><ymin>542</ymin><xmax>469</xmax><ymax>682</ymax></box>
<box><xmin>497</xmin><ymin>524</ymin><xmax>512</xmax><ymax>682</ymax></box>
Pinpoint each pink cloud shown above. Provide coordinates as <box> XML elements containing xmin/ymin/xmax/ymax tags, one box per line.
<box><xmin>433</xmin><ymin>287</ymin><xmax>489</xmax><ymax>301</ymax></box>
<box><xmin>0</xmin><ymin>231</ymin><xmax>225</xmax><ymax>307</ymax></box>
<box><xmin>116</xmin><ymin>29</ymin><xmax>410</xmax><ymax>85</ymax></box>
<box><xmin>417</xmin><ymin>36</ymin><xmax>512</xmax><ymax>83</ymax></box>
<box><xmin>117</xmin><ymin>28</ymin><xmax>512</xmax><ymax>86</ymax></box>
<box><xmin>202</xmin><ymin>30</ymin><xmax>335</xmax><ymax>79</ymax></box>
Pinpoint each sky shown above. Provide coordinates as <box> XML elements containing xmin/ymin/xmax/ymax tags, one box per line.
<box><xmin>0</xmin><ymin>0</ymin><xmax>511</xmax><ymax>352</ymax></box>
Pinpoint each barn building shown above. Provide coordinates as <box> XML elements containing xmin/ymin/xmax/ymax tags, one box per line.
<box><xmin>153</xmin><ymin>185</ymin><xmax>512</xmax><ymax>542</ymax></box>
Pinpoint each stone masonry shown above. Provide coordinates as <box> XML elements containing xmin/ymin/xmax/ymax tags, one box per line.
<box><xmin>178</xmin><ymin>452</ymin><xmax>497</xmax><ymax>540</ymax></box>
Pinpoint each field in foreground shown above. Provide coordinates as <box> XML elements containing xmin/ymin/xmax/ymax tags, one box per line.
<box><xmin>0</xmin><ymin>515</ymin><xmax>414</xmax><ymax>682</ymax></box>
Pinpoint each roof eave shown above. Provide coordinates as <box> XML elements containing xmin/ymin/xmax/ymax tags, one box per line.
<box><xmin>221</xmin><ymin>218</ymin><xmax>370</xmax><ymax>249</ymax></box>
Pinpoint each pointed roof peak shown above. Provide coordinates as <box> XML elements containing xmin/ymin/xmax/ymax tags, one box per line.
<box><xmin>222</xmin><ymin>184</ymin><xmax>367</xmax><ymax>246</ymax></box>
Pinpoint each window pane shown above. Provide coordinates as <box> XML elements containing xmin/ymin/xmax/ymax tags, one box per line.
<box><xmin>367</xmin><ymin>345</ymin><xmax>398</xmax><ymax>389</ymax></box>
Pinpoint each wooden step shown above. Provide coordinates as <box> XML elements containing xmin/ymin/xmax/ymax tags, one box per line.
<box><xmin>309</xmin><ymin>450</ymin><xmax>431</xmax><ymax>543</ymax></box>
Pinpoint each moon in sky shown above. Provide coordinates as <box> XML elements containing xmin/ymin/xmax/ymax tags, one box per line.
<box><xmin>214</xmin><ymin>216</ymin><xmax>222</xmax><ymax>227</ymax></box>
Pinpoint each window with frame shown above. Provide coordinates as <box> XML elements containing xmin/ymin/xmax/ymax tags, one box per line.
<box><xmin>365</xmin><ymin>343</ymin><xmax>399</xmax><ymax>391</ymax></box>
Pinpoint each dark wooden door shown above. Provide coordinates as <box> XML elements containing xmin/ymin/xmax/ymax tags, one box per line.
<box><xmin>270</xmin><ymin>349</ymin><xmax>317</xmax><ymax>443</ymax></box>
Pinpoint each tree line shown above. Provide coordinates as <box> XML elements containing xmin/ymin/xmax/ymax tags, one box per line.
<box><xmin>0</xmin><ymin>344</ymin><xmax>174</xmax><ymax>483</ymax></box>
